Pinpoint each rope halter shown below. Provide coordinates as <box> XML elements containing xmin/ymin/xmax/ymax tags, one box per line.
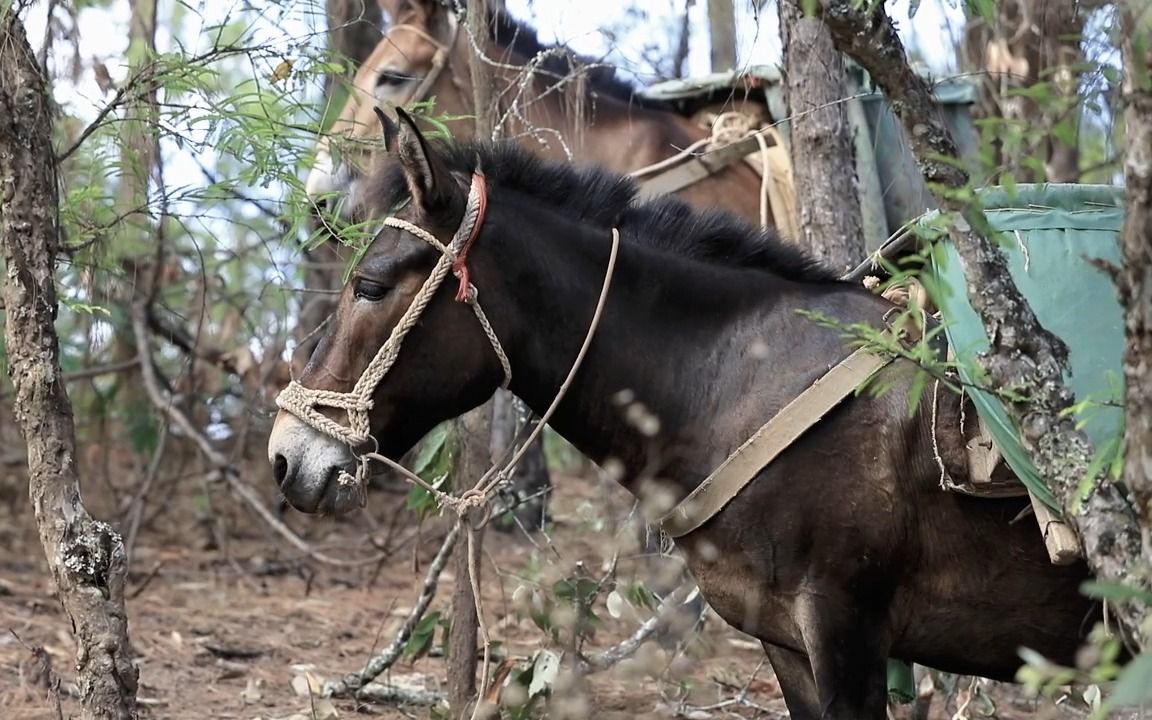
<box><xmin>276</xmin><ymin>170</ymin><xmax>512</xmax><ymax>450</ymax></box>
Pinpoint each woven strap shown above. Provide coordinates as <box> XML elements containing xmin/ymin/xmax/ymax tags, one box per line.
<box><xmin>657</xmin><ymin>344</ymin><xmax>897</xmax><ymax>538</ymax></box>
<box><xmin>276</xmin><ymin>171</ymin><xmax>510</xmax><ymax>448</ymax></box>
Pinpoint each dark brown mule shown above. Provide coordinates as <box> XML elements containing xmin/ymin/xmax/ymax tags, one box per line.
<box><xmin>306</xmin><ymin>0</ymin><xmax>779</xmax><ymax>231</ymax></box>
<box><xmin>267</xmin><ymin>112</ymin><xmax>1101</xmax><ymax>719</ymax></box>
<box><xmin>306</xmin><ymin>0</ymin><xmax>786</xmax><ymax>610</ymax></box>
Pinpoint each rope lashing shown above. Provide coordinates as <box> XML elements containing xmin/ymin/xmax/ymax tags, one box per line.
<box><xmin>275</xmin><ymin>170</ymin><xmax>511</xmax><ymax>451</ymax></box>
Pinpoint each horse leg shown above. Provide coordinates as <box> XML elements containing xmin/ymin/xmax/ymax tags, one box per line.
<box><xmin>761</xmin><ymin>642</ymin><xmax>821</xmax><ymax>720</ymax></box>
<box><xmin>795</xmin><ymin>594</ymin><xmax>891</xmax><ymax>720</ymax></box>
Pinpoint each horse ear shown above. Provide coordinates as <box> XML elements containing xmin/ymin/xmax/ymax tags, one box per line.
<box><xmin>372</xmin><ymin>106</ymin><xmax>399</xmax><ymax>152</ymax></box>
<box><xmin>393</xmin><ymin>105</ymin><xmax>450</xmax><ymax>211</ymax></box>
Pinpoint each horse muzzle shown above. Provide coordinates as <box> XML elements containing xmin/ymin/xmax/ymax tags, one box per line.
<box><xmin>267</xmin><ymin>411</ymin><xmax>362</xmax><ymax>515</ymax></box>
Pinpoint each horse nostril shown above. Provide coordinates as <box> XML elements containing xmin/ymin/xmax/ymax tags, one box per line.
<box><xmin>273</xmin><ymin>454</ymin><xmax>289</xmax><ymax>486</ymax></box>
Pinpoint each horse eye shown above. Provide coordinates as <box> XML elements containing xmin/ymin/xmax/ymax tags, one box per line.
<box><xmin>354</xmin><ymin>278</ymin><xmax>390</xmax><ymax>302</ymax></box>
<box><xmin>376</xmin><ymin>70</ymin><xmax>416</xmax><ymax>87</ymax></box>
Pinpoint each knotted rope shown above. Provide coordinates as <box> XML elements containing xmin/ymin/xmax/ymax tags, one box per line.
<box><xmin>276</xmin><ymin>171</ymin><xmax>511</xmax><ymax>464</ymax></box>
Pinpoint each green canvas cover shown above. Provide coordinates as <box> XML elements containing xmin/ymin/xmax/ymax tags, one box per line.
<box><xmin>926</xmin><ymin>184</ymin><xmax>1126</xmax><ymax>511</ymax></box>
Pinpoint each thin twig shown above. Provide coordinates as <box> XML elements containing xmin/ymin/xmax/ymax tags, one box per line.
<box><xmin>130</xmin><ymin>304</ymin><xmax>385</xmax><ymax>568</ymax></box>
<box><xmin>123</xmin><ymin>422</ymin><xmax>168</xmax><ymax>561</ymax></box>
<box><xmin>578</xmin><ymin>580</ymin><xmax>697</xmax><ymax>673</ymax></box>
<box><xmin>323</xmin><ymin>522</ymin><xmax>460</xmax><ymax>697</ymax></box>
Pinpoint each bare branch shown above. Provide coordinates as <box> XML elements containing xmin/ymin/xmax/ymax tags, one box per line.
<box><xmin>130</xmin><ymin>302</ymin><xmax>385</xmax><ymax>569</ymax></box>
<box><xmin>579</xmin><ymin>581</ymin><xmax>700</xmax><ymax>673</ymax></box>
<box><xmin>323</xmin><ymin>523</ymin><xmax>460</xmax><ymax>698</ymax></box>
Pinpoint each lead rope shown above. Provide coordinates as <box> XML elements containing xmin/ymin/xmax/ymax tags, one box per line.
<box><xmin>360</xmin><ymin>227</ymin><xmax>621</xmax><ymax>719</ymax></box>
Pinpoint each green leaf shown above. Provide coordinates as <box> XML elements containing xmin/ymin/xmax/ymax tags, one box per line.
<box><xmin>1079</xmin><ymin>580</ymin><xmax>1152</xmax><ymax>606</ymax></box>
<box><xmin>403</xmin><ymin>610</ymin><xmax>442</xmax><ymax>661</ymax></box>
<box><xmin>1110</xmin><ymin>653</ymin><xmax>1152</xmax><ymax>706</ymax></box>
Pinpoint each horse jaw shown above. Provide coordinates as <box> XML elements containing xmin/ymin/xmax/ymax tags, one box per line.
<box><xmin>267</xmin><ymin>411</ymin><xmax>361</xmax><ymax>515</ymax></box>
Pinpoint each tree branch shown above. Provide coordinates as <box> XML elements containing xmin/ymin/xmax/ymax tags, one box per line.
<box><xmin>130</xmin><ymin>302</ymin><xmax>384</xmax><ymax>569</ymax></box>
<box><xmin>322</xmin><ymin>523</ymin><xmax>460</xmax><ymax>698</ymax></box>
<box><xmin>815</xmin><ymin>0</ymin><xmax>1146</xmax><ymax>644</ymax></box>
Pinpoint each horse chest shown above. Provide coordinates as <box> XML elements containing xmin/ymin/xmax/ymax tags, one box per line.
<box><xmin>679</xmin><ymin>537</ymin><xmax>803</xmax><ymax>647</ymax></box>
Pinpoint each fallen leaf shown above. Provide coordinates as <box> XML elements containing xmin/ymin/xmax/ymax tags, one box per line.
<box><xmin>291</xmin><ymin>671</ymin><xmax>323</xmax><ymax>698</ymax></box>
<box><xmin>241</xmin><ymin>678</ymin><xmax>263</xmax><ymax>704</ymax></box>
<box><xmin>310</xmin><ymin>698</ymin><xmax>339</xmax><ymax>719</ymax></box>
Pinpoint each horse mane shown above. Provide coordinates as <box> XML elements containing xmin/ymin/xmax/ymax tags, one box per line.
<box><xmin>483</xmin><ymin>6</ymin><xmax>676</xmax><ymax>112</ymax></box>
<box><xmin>366</xmin><ymin>137</ymin><xmax>841</xmax><ymax>284</ymax></box>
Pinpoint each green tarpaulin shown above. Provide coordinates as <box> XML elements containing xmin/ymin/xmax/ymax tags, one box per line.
<box><xmin>927</xmin><ymin>183</ymin><xmax>1126</xmax><ymax>511</ymax></box>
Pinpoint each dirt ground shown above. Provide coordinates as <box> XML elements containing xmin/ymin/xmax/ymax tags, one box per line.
<box><xmin>0</xmin><ymin>448</ymin><xmax>1092</xmax><ymax>720</ymax></box>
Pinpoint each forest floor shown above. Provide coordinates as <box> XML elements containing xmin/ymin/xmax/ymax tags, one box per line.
<box><xmin>0</xmin><ymin>450</ymin><xmax>1094</xmax><ymax>720</ymax></box>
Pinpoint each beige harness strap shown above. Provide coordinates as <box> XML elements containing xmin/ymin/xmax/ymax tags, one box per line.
<box><xmin>635</xmin><ymin>133</ymin><xmax>766</xmax><ymax>199</ymax></box>
<box><xmin>658</xmin><ymin>345</ymin><xmax>898</xmax><ymax>538</ymax></box>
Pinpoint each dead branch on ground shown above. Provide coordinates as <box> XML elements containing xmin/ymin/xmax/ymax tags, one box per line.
<box><xmin>323</xmin><ymin>522</ymin><xmax>460</xmax><ymax>700</ymax></box>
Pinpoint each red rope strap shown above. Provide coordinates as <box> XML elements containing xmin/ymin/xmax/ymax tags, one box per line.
<box><xmin>452</xmin><ymin>172</ymin><xmax>488</xmax><ymax>302</ymax></box>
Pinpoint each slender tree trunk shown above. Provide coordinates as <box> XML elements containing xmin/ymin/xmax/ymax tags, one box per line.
<box><xmin>779</xmin><ymin>0</ymin><xmax>864</xmax><ymax>272</ymax></box>
<box><xmin>468</xmin><ymin>0</ymin><xmax>551</xmax><ymax>536</ymax></box>
<box><xmin>816</xmin><ymin>0</ymin><xmax>1148</xmax><ymax>647</ymax></box>
<box><xmin>297</xmin><ymin>0</ymin><xmax>385</xmax><ymax>365</ymax></box>
<box><xmin>1120</xmin><ymin>2</ymin><xmax>1152</xmax><ymax>563</ymax></box>
<box><xmin>708</xmin><ymin>0</ymin><xmax>737</xmax><ymax>72</ymax></box>
<box><xmin>0</xmin><ymin>10</ymin><xmax>139</xmax><ymax>720</ymax></box>
<box><xmin>324</xmin><ymin>0</ymin><xmax>382</xmax><ymax>93</ymax></box>
<box><xmin>447</xmin><ymin>405</ymin><xmax>491</xmax><ymax>719</ymax></box>
<box><xmin>959</xmin><ymin>1</ymin><xmax>1099</xmax><ymax>182</ymax></box>
<box><xmin>447</xmin><ymin>3</ymin><xmax>494</xmax><ymax>717</ymax></box>
<box><xmin>104</xmin><ymin>0</ymin><xmax>160</xmax><ymax>444</ymax></box>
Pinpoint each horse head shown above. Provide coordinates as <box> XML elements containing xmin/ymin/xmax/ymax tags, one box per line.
<box><xmin>306</xmin><ymin>0</ymin><xmax>460</xmax><ymax>218</ymax></box>
<box><xmin>273</xmin><ymin>107</ymin><xmax>509</xmax><ymax>514</ymax></box>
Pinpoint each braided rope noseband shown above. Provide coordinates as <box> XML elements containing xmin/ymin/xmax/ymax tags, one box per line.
<box><xmin>276</xmin><ymin>170</ymin><xmax>512</xmax><ymax>456</ymax></box>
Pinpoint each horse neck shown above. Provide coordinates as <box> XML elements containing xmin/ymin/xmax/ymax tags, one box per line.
<box><xmin>475</xmin><ymin>201</ymin><xmax>797</xmax><ymax>495</ymax></box>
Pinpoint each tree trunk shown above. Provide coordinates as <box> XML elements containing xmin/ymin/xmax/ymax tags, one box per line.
<box><xmin>447</xmin><ymin>403</ymin><xmax>492</xmax><ymax>719</ymax></box>
<box><xmin>465</xmin><ymin>0</ymin><xmax>551</xmax><ymax>537</ymax></box>
<box><xmin>0</xmin><ymin>9</ymin><xmax>140</xmax><ymax>720</ymax></box>
<box><xmin>297</xmin><ymin>0</ymin><xmax>386</xmax><ymax>366</ymax></box>
<box><xmin>816</xmin><ymin>0</ymin><xmax>1148</xmax><ymax>647</ymax></box>
<box><xmin>708</xmin><ymin>0</ymin><xmax>737</xmax><ymax>72</ymax></box>
<box><xmin>324</xmin><ymin>0</ymin><xmax>382</xmax><ymax>93</ymax></box>
<box><xmin>779</xmin><ymin>0</ymin><xmax>864</xmax><ymax>273</ymax></box>
<box><xmin>103</xmin><ymin>0</ymin><xmax>160</xmax><ymax>449</ymax></box>
<box><xmin>959</xmin><ymin>0</ymin><xmax>1099</xmax><ymax>183</ymax></box>
<box><xmin>1120</xmin><ymin>2</ymin><xmax>1152</xmax><ymax>564</ymax></box>
<box><xmin>447</xmin><ymin>3</ymin><xmax>495</xmax><ymax>717</ymax></box>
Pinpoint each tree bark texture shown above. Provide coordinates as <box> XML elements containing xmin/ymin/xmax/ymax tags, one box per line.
<box><xmin>1121</xmin><ymin>3</ymin><xmax>1152</xmax><ymax>564</ymax></box>
<box><xmin>708</xmin><ymin>0</ymin><xmax>737</xmax><ymax>72</ymax></box>
<box><xmin>779</xmin><ymin>0</ymin><xmax>864</xmax><ymax>273</ymax></box>
<box><xmin>447</xmin><ymin>404</ymin><xmax>492</xmax><ymax>719</ymax></box>
<box><xmin>0</xmin><ymin>10</ymin><xmax>140</xmax><ymax>720</ymax></box>
<box><xmin>446</xmin><ymin>3</ymin><xmax>496</xmax><ymax>717</ymax></box>
<box><xmin>815</xmin><ymin>0</ymin><xmax>1147</xmax><ymax>646</ymax></box>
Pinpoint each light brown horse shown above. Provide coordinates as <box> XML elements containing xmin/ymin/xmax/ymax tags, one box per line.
<box><xmin>306</xmin><ymin>0</ymin><xmax>786</xmax><ymax>232</ymax></box>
